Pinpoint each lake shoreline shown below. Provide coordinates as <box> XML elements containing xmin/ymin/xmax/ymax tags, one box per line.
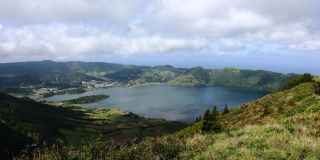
<box><xmin>34</xmin><ymin>84</ymin><xmax>268</xmax><ymax>122</ymax></box>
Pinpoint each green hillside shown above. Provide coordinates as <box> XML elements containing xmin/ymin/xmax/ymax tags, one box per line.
<box><xmin>0</xmin><ymin>60</ymin><xmax>125</xmax><ymax>88</ymax></box>
<box><xmin>0</xmin><ymin>72</ymin><xmax>103</xmax><ymax>89</ymax></box>
<box><xmin>0</xmin><ymin>61</ymin><xmax>296</xmax><ymax>92</ymax></box>
<box><xmin>112</xmin><ymin>66</ymin><xmax>298</xmax><ymax>92</ymax></box>
<box><xmin>0</xmin><ymin>93</ymin><xmax>186</xmax><ymax>159</ymax></box>
<box><xmin>127</xmin><ymin>82</ymin><xmax>320</xmax><ymax>159</ymax></box>
<box><xmin>0</xmin><ymin>60</ymin><xmax>127</xmax><ymax>75</ymax></box>
<box><xmin>208</xmin><ymin>68</ymin><xmax>293</xmax><ymax>92</ymax></box>
<box><xmin>180</xmin><ymin>82</ymin><xmax>320</xmax><ymax>159</ymax></box>
<box><xmin>0</xmin><ymin>122</ymin><xmax>32</xmax><ymax>159</ymax></box>
<box><xmin>13</xmin><ymin>81</ymin><xmax>320</xmax><ymax>159</ymax></box>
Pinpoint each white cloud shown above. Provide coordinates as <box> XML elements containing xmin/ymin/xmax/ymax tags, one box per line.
<box><xmin>289</xmin><ymin>40</ymin><xmax>320</xmax><ymax>51</ymax></box>
<box><xmin>142</xmin><ymin>0</ymin><xmax>320</xmax><ymax>53</ymax></box>
<box><xmin>145</xmin><ymin>1</ymin><xmax>272</xmax><ymax>37</ymax></box>
<box><xmin>244</xmin><ymin>23</ymin><xmax>309</xmax><ymax>43</ymax></box>
<box><xmin>218</xmin><ymin>39</ymin><xmax>246</xmax><ymax>52</ymax></box>
<box><xmin>0</xmin><ymin>0</ymin><xmax>143</xmax><ymax>24</ymax></box>
<box><xmin>143</xmin><ymin>0</ymin><xmax>319</xmax><ymax>36</ymax></box>
<box><xmin>0</xmin><ymin>42</ymin><xmax>16</xmax><ymax>52</ymax></box>
<box><xmin>0</xmin><ymin>24</ymin><xmax>209</xmax><ymax>60</ymax></box>
<box><xmin>0</xmin><ymin>0</ymin><xmax>320</xmax><ymax>61</ymax></box>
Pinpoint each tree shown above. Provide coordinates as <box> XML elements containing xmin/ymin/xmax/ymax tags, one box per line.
<box><xmin>201</xmin><ymin>106</ymin><xmax>223</xmax><ymax>133</ymax></box>
<box><xmin>201</xmin><ymin>109</ymin><xmax>212</xmax><ymax>132</ymax></box>
<box><xmin>195</xmin><ymin>116</ymin><xmax>202</xmax><ymax>122</ymax></box>
<box><xmin>210</xmin><ymin>106</ymin><xmax>223</xmax><ymax>133</ymax></box>
<box><xmin>223</xmin><ymin>105</ymin><xmax>229</xmax><ymax>114</ymax></box>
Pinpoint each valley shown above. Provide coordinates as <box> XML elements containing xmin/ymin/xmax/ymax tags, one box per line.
<box><xmin>2</xmin><ymin>77</ymin><xmax>318</xmax><ymax>159</ymax></box>
<box><xmin>2</xmin><ymin>1</ymin><xmax>319</xmax><ymax>159</ymax></box>
<box><xmin>0</xmin><ymin>61</ymin><xmax>318</xmax><ymax>159</ymax></box>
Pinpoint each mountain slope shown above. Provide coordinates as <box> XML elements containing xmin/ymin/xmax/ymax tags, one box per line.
<box><xmin>0</xmin><ymin>93</ymin><xmax>186</xmax><ymax>158</ymax></box>
<box><xmin>0</xmin><ymin>60</ymin><xmax>123</xmax><ymax>88</ymax></box>
<box><xmin>16</xmin><ymin>82</ymin><xmax>320</xmax><ymax>159</ymax></box>
<box><xmin>178</xmin><ymin>82</ymin><xmax>320</xmax><ymax>159</ymax></box>
<box><xmin>0</xmin><ymin>60</ymin><xmax>127</xmax><ymax>75</ymax></box>
<box><xmin>144</xmin><ymin>82</ymin><xmax>320</xmax><ymax>159</ymax></box>
<box><xmin>0</xmin><ymin>72</ymin><xmax>103</xmax><ymax>88</ymax></box>
<box><xmin>208</xmin><ymin>68</ymin><xmax>293</xmax><ymax>92</ymax></box>
<box><xmin>0</xmin><ymin>122</ymin><xmax>32</xmax><ymax>159</ymax></box>
<box><xmin>128</xmin><ymin>82</ymin><xmax>320</xmax><ymax>159</ymax></box>
<box><xmin>0</xmin><ymin>61</ymin><xmax>295</xmax><ymax>92</ymax></box>
<box><xmin>221</xmin><ymin>82</ymin><xmax>320</xmax><ymax>127</ymax></box>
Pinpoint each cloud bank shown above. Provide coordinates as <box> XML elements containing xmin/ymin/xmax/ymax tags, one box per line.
<box><xmin>0</xmin><ymin>0</ymin><xmax>319</xmax><ymax>61</ymax></box>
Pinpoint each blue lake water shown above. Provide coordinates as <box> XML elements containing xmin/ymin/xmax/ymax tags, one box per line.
<box><xmin>44</xmin><ymin>84</ymin><xmax>267</xmax><ymax>122</ymax></box>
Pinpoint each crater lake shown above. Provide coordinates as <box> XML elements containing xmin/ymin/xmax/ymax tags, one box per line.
<box><xmin>44</xmin><ymin>84</ymin><xmax>268</xmax><ymax>122</ymax></box>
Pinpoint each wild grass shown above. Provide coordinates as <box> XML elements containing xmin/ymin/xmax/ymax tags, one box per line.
<box><xmin>189</xmin><ymin>124</ymin><xmax>320</xmax><ymax>160</ymax></box>
<box><xmin>14</xmin><ymin>82</ymin><xmax>320</xmax><ymax>159</ymax></box>
<box><xmin>186</xmin><ymin>82</ymin><xmax>320</xmax><ymax>159</ymax></box>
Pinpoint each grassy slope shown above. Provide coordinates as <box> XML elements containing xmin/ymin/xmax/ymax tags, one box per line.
<box><xmin>0</xmin><ymin>93</ymin><xmax>186</xmax><ymax>157</ymax></box>
<box><xmin>12</xmin><ymin>82</ymin><xmax>320</xmax><ymax>159</ymax></box>
<box><xmin>178</xmin><ymin>82</ymin><xmax>320</xmax><ymax>159</ymax></box>
<box><xmin>85</xmin><ymin>82</ymin><xmax>319</xmax><ymax>160</ymax></box>
<box><xmin>221</xmin><ymin>82</ymin><xmax>319</xmax><ymax>127</ymax></box>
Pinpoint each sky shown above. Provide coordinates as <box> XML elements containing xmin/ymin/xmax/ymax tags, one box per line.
<box><xmin>0</xmin><ymin>0</ymin><xmax>319</xmax><ymax>74</ymax></box>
